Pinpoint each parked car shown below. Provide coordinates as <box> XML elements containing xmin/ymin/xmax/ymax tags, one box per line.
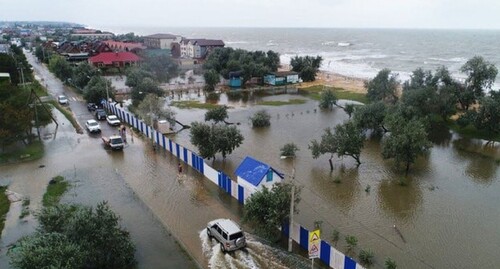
<box><xmin>106</xmin><ymin>115</ymin><xmax>121</xmax><ymax>126</ymax></box>
<box><xmin>102</xmin><ymin>135</ymin><xmax>124</xmax><ymax>150</ymax></box>
<box><xmin>206</xmin><ymin>219</ymin><xmax>246</xmax><ymax>253</ymax></box>
<box><xmin>95</xmin><ymin>109</ymin><xmax>106</xmax><ymax>120</ymax></box>
<box><xmin>85</xmin><ymin>119</ymin><xmax>101</xmax><ymax>133</ymax></box>
<box><xmin>57</xmin><ymin>95</ymin><xmax>68</xmax><ymax>105</ymax></box>
<box><xmin>87</xmin><ymin>103</ymin><xmax>98</xmax><ymax>112</ymax></box>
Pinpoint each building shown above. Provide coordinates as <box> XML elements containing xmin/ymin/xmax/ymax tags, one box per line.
<box><xmin>264</xmin><ymin>71</ymin><xmax>300</xmax><ymax>86</ymax></box>
<box><xmin>0</xmin><ymin>44</ymin><xmax>9</xmax><ymax>54</ymax></box>
<box><xmin>143</xmin><ymin>33</ymin><xmax>181</xmax><ymax>50</ymax></box>
<box><xmin>228</xmin><ymin>71</ymin><xmax>242</xmax><ymax>88</ymax></box>
<box><xmin>235</xmin><ymin>156</ymin><xmax>284</xmax><ymax>193</ymax></box>
<box><xmin>71</xmin><ymin>32</ymin><xmax>114</xmax><ymax>39</ymax></box>
<box><xmin>180</xmin><ymin>38</ymin><xmax>225</xmax><ymax>59</ymax></box>
<box><xmin>88</xmin><ymin>52</ymin><xmax>141</xmax><ymax>68</ymax></box>
<box><xmin>103</xmin><ymin>40</ymin><xmax>146</xmax><ymax>52</ymax></box>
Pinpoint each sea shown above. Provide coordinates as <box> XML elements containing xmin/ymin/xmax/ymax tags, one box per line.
<box><xmin>94</xmin><ymin>26</ymin><xmax>500</xmax><ymax>88</ymax></box>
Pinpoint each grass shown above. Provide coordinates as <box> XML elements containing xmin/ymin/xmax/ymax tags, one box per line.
<box><xmin>299</xmin><ymin>85</ymin><xmax>369</xmax><ymax>104</ymax></box>
<box><xmin>0</xmin><ymin>186</ymin><xmax>10</xmax><ymax>236</ymax></box>
<box><xmin>257</xmin><ymin>99</ymin><xmax>307</xmax><ymax>106</ymax></box>
<box><xmin>0</xmin><ymin>140</ymin><xmax>44</xmax><ymax>164</ymax></box>
<box><xmin>42</xmin><ymin>176</ymin><xmax>69</xmax><ymax>207</ymax></box>
<box><xmin>170</xmin><ymin>101</ymin><xmax>222</xmax><ymax>110</ymax></box>
<box><xmin>48</xmin><ymin>101</ymin><xmax>83</xmax><ymax>133</ymax></box>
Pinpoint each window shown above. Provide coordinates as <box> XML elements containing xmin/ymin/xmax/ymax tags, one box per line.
<box><xmin>266</xmin><ymin>170</ymin><xmax>273</xmax><ymax>182</ymax></box>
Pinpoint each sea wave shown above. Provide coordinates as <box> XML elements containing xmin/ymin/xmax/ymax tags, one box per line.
<box><xmin>337</xmin><ymin>42</ymin><xmax>351</xmax><ymax>47</ymax></box>
<box><xmin>225</xmin><ymin>41</ymin><xmax>250</xmax><ymax>44</ymax></box>
<box><xmin>428</xmin><ymin>57</ymin><xmax>467</xmax><ymax>63</ymax></box>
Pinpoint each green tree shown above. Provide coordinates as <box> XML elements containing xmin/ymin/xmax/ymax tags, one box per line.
<box><xmin>143</xmin><ymin>54</ymin><xmax>178</xmax><ymax>83</ymax></box>
<box><xmin>71</xmin><ymin>62</ymin><xmax>98</xmax><ymax>90</ymax></box>
<box><xmin>365</xmin><ymin>69</ymin><xmax>399</xmax><ymax>103</ymax></box>
<box><xmin>190</xmin><ymin>122</ymin><xmax>244</xmax><ymax>160</ymax></box>
<box><xmin>125</xmin><ymin>68</ymin><xmax>154</xmax><ymax>88</ymax></box>
<box><xmin>290</xmin><ymin>55</ymin><xmax>323</xmax><ymax>82</ymax></box>
<box><xmin>0</xmin><ymin>53</ymin><xmax>20</xmax><ymax>84</ymax></box>
<box><xmin>83</xmin><ymin>76</ymin><xmax>113</xmax><ymax>104</ymax></box>
<box><xmin>137</xmin><ymin>93</ymin><xmax>176</xmax><ymax>127</ymax></box>
<box><xmin>319</xmin><ymin>88</ymin><xmax>338</xmax><ymax>110</ymax></box>
<box><xmin>48</xmin><ymin>55</ymin><xmax>73</xmax><ymax>81</ymax></box>
<box><xmin>250</xmin><ymin>110</ymin><xmax>271</xmax><ymax>127</ymax></box>
<box><xmin>203</xmin><ymin>69</ymin><xmax>220</xmax><ymax>92</ymax></box>
<box><xmin>243</xmin><ymin>182</ymin><xmax>301</xmax><ymax>240</ymax></box>
<box><xmin>344</xmin><ymin>104</ymin><xmax>355</xmax><ymax>118</ymax></box>
<box><xmin>352</xmin><ymin>102</ymin><xmax>387</xmax><ymax>133</ymax></box>
<box><xmin>469</xmin><ymin>92</ymin><xmax>500</xmax><ymax>139</ymax></box>
<box><xmin>9</xmin><ymin>202</ymin><xmax>136</xmax><ymax>269</ymax></box>
<box><xmin>460</xmin><ymin>56</ymin><xmax>498</xmax><ymax>98</ymax></box>
<box><xmin>331</xmin><ymin>121</ymin><xmax>365</xmax><ymax>166</ymax></box>
<box><xmin>382</xmin><ymin>116</ymin><xmax>432</xmax><ymax>176</ymax></box>
<box><xmin>280</xmin><ymin>143</ymin><xmax>299</xmax><ymax>158</ymax></box>
<box><xmin>309</xmin><ymin>127</ymin><xmax>337</xmax><ymax>171</ymax></box>
<box><xmin>205</xmin><ymin>105</ymin><xmax>229</xmax><ymax>124</ymax></box>
<box><xmin>131</xmin><ymin>77</ymin><xmax>163</xmax><ymax>106</ymax></box>
<box><xmin>9</xmin><ymin>233</ymin><xmax>85</xmax><ymax>269</ymax></box>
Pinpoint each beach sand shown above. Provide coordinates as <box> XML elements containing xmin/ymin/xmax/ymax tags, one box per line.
<box><xmin>302</xmin><ymin>71</ymin><xmax>368</xmax><ymax>94</ymax></box>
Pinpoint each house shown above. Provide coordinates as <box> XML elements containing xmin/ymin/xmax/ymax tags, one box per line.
<box><xmin>70</xmin><ymin>28</ymin><xmax>114</xmax><ymax>39</ymax></box>
<box><xmin>228</xmin><ymin>71</ymin><xmax>242</xmax><ymax>88</ymax></box>
<box><xmin>103</xmin><ymin>40</ymin><xmax>146</xmax><ymax>52</ymax></box>
<box><xmin>143</xmin><ymin>33</ymin><xmax>181</xmax><ymax>50</ymax></box>
<box><xmin>179</xmin><ymin>38</ymin><xmax>225</xmax><ymax>59</ymax></box>
<box><xmin>235</xmin><ymin>156</ymin><xmax>284</xmax><ymax>193</ymax></box>
<box><xmin>88</xmin><ymin>52</ymin><xmax>141</xmax><ymax>68</ymax></box>
<box><xmin>264</xmin><ymin>71</ymin><xmax>300</xmax><ymax>86</ymax></box>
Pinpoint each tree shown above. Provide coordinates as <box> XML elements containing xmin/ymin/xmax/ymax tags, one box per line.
<box><xmin>352</xmin><ymin>102</ymin><xmax>387</xmax><ymax>133</ymax></box>
<box><xmin>71</xmin><ymin>63</ymin><xmax>98</xmax><ymax>90</ymax></box>
<box><xmin>205</xmin><ymin>105</ymin><xmax>228</xmax><ymax>124</ymax></box>
<box><xmin>9</xmin><ymin>232</ymin><xmax>85</xmax><ymax>269</ymax></box>
<box><xmin>83</xmin><ymin>76</ymin><xmax>113</xmax><ymax>104</ymax></box>
<box><xmin>469</xmin><ymin>92</ymin><xmax>500</xmax><ymax>139</ymax></box>
<box><xmin>331</xmin><ymin>121</ymin><xmax>365</xmax><ymax>166</ymax></box>
<box><xmin>142</xmin><ymin>54</ymin><xmax>178</xmax><ymax>83</ymax></box>
<box><xmin>343</xmin><ymin>104</ymin><xmax>355</xmax><ymax>118</ymax></box>
<box><xmin>280</xmin><ymin>143</ymin><xmax>299</xmax><ymax>158</ymax></box>
<box><xmin>125</xmin><ymin>68</ymin><xmax>154</xmax><ymax>88</ymax></box>
<box><xmin>382</xmin><ymin>116</ymin><xmax>432</xmax><ymax>176</ymax></box>
<box><xmin>309</xmin><ymin>127</ymin><xmax>337</xmax><ymax>171</ymax></box>
<box><xmin>460</xmin><ymin>56</ymin><xmax>498</xmax><ymax>98</ymax></box>
<box><xmin>365</xmin><ymin>69</ymin><xmax>399</xmax><ymax>103</ymax></box>
<box><xmin>243</xmin><ymin>182</ymin><xmax>301</xmax><ymax>240</ymax></box>
<box><xmin>131</xmin><ymin>77</ymin><xmax>163</xmax><ymax>106</ymax></box>
<box><xmin>137</xmin><ymin>94</ymin><xmax>176</xmax><ymax>127</ymax></box>
<box><xmin>9</xmin><ymin>202</ymin><xmax>136</xmax><ymax>269</ymax></box>
<box><xmin>203</xmin><ymin>69</ymin><xmax>220</xmax><ymax>92</ymax></box>
<box><xmin>0</xmin><ymin>53</ymin><xmax>20</xmax><ymax>84</ymax></box>
<box><xmin>319</xmin><ymin>88</ymin><xmax>338</xmax><ymax>110</ymax></box>
<box><xmin>190</xmin><ymin>122</ymin><xmax>244</xmax><ymax>160</ymax></box>
<box><xmin>250</xmin><ymin>110</ymin><xmax>271</xmax><ymax>127</ymax></box>
<box><xmin>48</xmin><ymin>55</ymin><xmax>73</xmax><ymax>81</ymax></box>
<box><xmin>290</xmin><ymin>55</ymin><xmax>323</xmax><ymax>82</ymax></box>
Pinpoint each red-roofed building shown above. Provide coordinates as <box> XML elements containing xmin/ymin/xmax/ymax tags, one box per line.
<box><xmin>88</xmin><ymin>52</ymin><xmax>141</xmax><ymax>68</ymax></box>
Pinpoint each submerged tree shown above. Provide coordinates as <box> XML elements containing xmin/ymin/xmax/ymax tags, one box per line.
<box><xmin>352</xmin><ymin>102</ymin><xmax>388</xmax><ymax>133</ymax></box>
<box><xmin>280</xmin><ymin>143</ymin><xmax>300</xmax><ymax>158</ymax></box>
<box><xmin>203</xmin><ymin>69</ymin><xmax>220</xmax><ymax>92</ymax></box>
<box><xmin>243</xmin><ymin>182</ymin><xmax>301</xmax><ymax>240</ymax></box>
<box><xmin>250</xmin><ymin>110</ymin><xmax>271</xmax><ymax>127</ymax></box>
<box><xmin>190</xmin><ymin>122</ymin><xmax>244</xmax><ymax>160</ymax></box>
<box><xmin>318</xmin><ymin>88</ymin><xmax>338</xmax><ymax>110</ymax></box>
<box><xmin>382</xmin><ymin>116</ymin><xmax>432</xmax><ymax>176</ymax></box>
<box><xmin>205</xmin><ymin>105</ymin><xmax>229</xmax><ymax>124</ymax></box>
<box><xmin>136</xmin><ymin>93</ymin><xmax>176</xmax><ymax>127</ymax></box>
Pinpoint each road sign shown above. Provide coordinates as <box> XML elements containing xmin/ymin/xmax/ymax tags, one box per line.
<box><xmin>309</xmin><ymin>229</ymin><xmax>320</xmax><ymax>259</ymax></box>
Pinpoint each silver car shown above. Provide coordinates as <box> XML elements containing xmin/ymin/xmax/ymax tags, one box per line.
<box><xmin>207</xmin><ymin>219</ymin><xmax>246</xmax><ymax>253</ymax></box>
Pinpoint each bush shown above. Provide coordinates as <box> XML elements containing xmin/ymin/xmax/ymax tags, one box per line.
<box><xmin>280</xmin><ymin>143</ymin><xmax>299</xmax><ymax>158</ymax></box>
<box><xmin>250</xmin><ymin>110</ymin><xmax>271</xmax><ymax>127</ymax></box>
<box><xmin>345</xmin><ymin>235</ymin><xmax>358</xmax><ymax>252</ymax></box>
<box><xmin>385</xmin><ymin>258</ymin><xmax>397</xmax><ymax>269</ymax></box>
<box><xmin>359</xmin><ymin>249</ymin><xmax>374</xmax><ymax>265</ymax></box>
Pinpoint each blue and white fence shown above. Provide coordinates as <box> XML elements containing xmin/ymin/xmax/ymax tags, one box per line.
<box><xmin>104</xmin><ymin>103</ymin><xmax>365</xmax><ymax>269</ymax></box>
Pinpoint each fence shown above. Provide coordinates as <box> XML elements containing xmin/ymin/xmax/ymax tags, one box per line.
<box><xmin>104</xmin><ymin>102</ymin><xmax>366</xmax><ymax>269</ymax></box>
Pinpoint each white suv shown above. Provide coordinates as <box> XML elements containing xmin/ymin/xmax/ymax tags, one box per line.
<box><xmin>207</xmin><ymin>219</ymin><xmax>246</xmax><ymax>253</ymax></box>
<box><xmin>85</xmin><ymin>119</ymin><xmax>101</xmax><ymax>133</ymax></box>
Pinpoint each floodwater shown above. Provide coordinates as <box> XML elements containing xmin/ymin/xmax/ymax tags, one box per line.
<box><xmin>167</xmin><ymin>89</ymin><xmax>500</xmax><ymax>269</ymax></box>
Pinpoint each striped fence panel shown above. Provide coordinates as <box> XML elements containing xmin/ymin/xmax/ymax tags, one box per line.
<box><xmin>106</xmin><ymin>103</ymin><xmax>368</xmax><ymax>269</ymax></box>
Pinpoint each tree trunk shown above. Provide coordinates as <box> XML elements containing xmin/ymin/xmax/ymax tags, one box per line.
<box><xmin>223</xmin><ymin>120</ymin><xmax>235</xmax><ymax>125</ymax></box>
<box><xmin>405</xmin><ymin>162</ymin><xmax>410</xmax><ymax>176</ymax></box>
<box><xmin>174</xmin><ymin>119</ymin><xmax>190</xmax><ymax>129</ymax></box>
<box><xmin>353</xmin><ymin>155</ymin><xmax>361</xmax><ymax>166</ymax></box>
<box><xmin>329</xmin><ymin>158</ymin><xmax>334</xmax><ymax>171</ymax></box>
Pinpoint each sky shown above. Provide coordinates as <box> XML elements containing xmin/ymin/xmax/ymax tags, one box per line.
<box><xmin>2</xmin><ymin>0</ymin><xmax>500</xmax><ymax>29</ymax></box>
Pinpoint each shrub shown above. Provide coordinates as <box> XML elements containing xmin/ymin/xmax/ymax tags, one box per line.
<box><xmin>359</xmin><ymin>249</ymin><xmax>374</xmax><ymax>265</ymax></box>
<box><xmin>250</xmin><ymin>110</ymin><xmax>271</xmax><ymax>127</ymax></box>
<box><xmin>345</xmin><ymin>235</ymin><xmax>358</xmax><ymax>252</ymax></box>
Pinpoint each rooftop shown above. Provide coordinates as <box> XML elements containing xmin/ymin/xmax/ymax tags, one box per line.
<box><xmin>144</xmin><ymin>33</ymin><xmax>178</xmax><ymax>39</ymax></box>
<box><xmin>89</xmin><ymin>52</ymin><xmax>141</xmax><ymax>65</ymax></box>
<box><xmin>235</xmin><ymin>156</ymin><xmax>283</xmax><ymax>187</ymax></box>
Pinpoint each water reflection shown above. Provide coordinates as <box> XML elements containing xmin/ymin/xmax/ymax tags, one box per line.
<box><xmin>310</xmin><ymin>167</ymin><xmax>361</xmax><ymax>212</ymax></box>
<box><xmin>452</xmin><ymin>138</ymin><xmax>499</xmax><ymax>184</ymax></box>
<box><xmin>377</xmin><ymin>179</ymin><xmax>423</xmax><ymax>223</ymax></box>
<box><xmin>427</xmin><ymin>122</ymin><xmax>453</xmax><ymax>147</ymax></box>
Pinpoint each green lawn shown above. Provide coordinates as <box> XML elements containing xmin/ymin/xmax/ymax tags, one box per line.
<box><xmin>42</xmin><ymin>176</ymin><xmax>69</xmax><ymax>207</ymax></box>
<box><xmin>299</xmin><ymin>85</ymin><xmax>369</xmax><ymax>104</ymax></box>
<box><xmin>257</xmin><ymin>99</ymin><xmax>307</xmax><ymax>106</ymax></box>
<box><xmin>0</xmin><ymin>186</ymin><xmax>10</xmax><ymax>237</ymax></box>
<box><xmin>0</xmin><ymin>140</ymin><xmax>44</xmax><ymax>164</ymax></box>
<box><xmin>170</xmin><ymin>101</ymin><xmax>222</xmax><ymax>110</ymax></box>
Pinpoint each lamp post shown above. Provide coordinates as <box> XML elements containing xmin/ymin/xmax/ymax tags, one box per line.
<box><xmin>281</xmin><ymin>154</ymin><xmax>296</xmax><ymax>252</ymax></box>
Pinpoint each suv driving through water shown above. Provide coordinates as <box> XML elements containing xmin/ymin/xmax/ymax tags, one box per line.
<box><xmin>207</xmin><ymin>219</ymin><xmax>246</xmax><ymax>253</ymax></box>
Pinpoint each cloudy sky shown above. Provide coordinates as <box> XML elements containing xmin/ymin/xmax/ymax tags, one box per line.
<box><xmin>2</xmin><ymin>0</ymin><xmax>500</xmax><ymax>29</ymax></box>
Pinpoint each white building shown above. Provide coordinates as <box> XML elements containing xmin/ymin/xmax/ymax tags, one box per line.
<box><xmin>143</xmin><ymin>33</ymin><xmax>182</xmax><ymax>50</ymax></box>
<box><xmin>235</xmin><ymin>156</ymin><xmax>284</xmax><ymax>193</ymax></box>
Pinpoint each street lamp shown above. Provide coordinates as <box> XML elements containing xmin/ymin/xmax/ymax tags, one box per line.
<box><xmin>280</xmin><ymin>155</ymin><xmax>296</xmax><ymax>252</ymax></box>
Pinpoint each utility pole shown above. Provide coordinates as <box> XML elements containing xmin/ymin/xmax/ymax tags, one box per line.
<box><xmin>288</xmin><ymin>166</ymin><xmax>296</xmax><ymax>252</ymax></box>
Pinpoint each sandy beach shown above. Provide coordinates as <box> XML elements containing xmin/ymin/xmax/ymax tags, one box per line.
<box><xmin>304</xmin><ymin>71</ymin><xmax>368</xmax><ymax>93</ymax></box>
